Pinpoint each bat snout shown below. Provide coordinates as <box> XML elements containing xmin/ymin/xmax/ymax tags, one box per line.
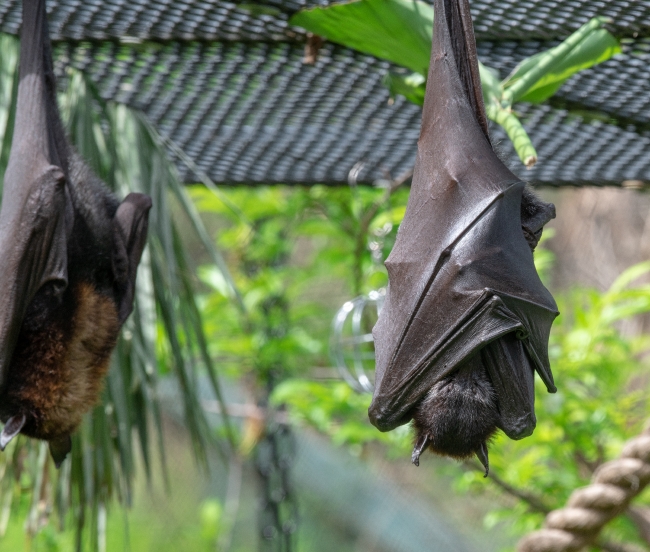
<box><xmin>499</xmin><ymin>412</ymin><xmax>535</xmax><ymax>440</ymax></box>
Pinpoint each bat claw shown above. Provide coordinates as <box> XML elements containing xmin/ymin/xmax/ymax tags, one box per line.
<box><xmin>0</xmin><ymin>414</ymin><xmax>26</xmax><ymax>450</ymax></box>
<box><xmin>49</xmin><ymin>435</ymin><xmax>72</xmax><ymax>469</ymax></box>
<box><xmin>411</xmin><ymin>434</ymin><xmax>430</xmax><ymax>467</ymax></box>
<box><xmin>476</xmin><ymin>442</ymin><xmax>489</xmax><ymax>477</ymax></box>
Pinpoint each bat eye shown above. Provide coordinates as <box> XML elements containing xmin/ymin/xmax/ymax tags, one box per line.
<box><xmin>515</xmin><ymin>328</ymin><xmax>528</xmax><ymax>340</ymax></box>
<box><xmin>30</xmin><ymin>279</ymin><xmax>68</xmax><ymax>311</ymax></box>
<box><xmin>49</xmin><ymin>279</ymin><xmax>67</xmax><ymax>299</ymax></box>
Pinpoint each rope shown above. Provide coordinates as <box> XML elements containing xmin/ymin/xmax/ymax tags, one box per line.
<box><xmin>517</xmin><ymin>432</ymin><xmax>650</xmax><ymax>552</ymax></box>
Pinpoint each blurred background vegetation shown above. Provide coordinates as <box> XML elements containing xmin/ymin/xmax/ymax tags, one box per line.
<box><xmin>2</xmin><ymin>2</ymin><xmax>650</xmax><ymax>551</ymax></box>
<box><xmin>3</xmin><ymin>173</ymin><xmax>650</xmax><ymax>551</ymax></box>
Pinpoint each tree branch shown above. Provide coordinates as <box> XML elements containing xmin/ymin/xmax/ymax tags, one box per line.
<box><xmin>473</xmin><ymin>466</ymin><xmax>551</xmax><ymax>515</ymax></box>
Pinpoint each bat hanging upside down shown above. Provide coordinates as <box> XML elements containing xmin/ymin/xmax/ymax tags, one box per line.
<box><xmin>0</xmin><ymin>0</ymin><xmax>151</xmax><ymax>467</ymax></box>
<box><xmin>369</xmin><ymin>0</ymin><xmax>558</xmax><ymax>475</ymax></box>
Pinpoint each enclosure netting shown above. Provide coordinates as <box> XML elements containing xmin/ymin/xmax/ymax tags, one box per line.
<box><xmin>0</xmin><ymin>0</ymin><xmax>649</xmax><ymax>185</ymax></box>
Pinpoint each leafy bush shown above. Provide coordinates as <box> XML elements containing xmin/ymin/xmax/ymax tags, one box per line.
<box><xmin>194</xmin><ymin>183</ymin><xmax>650</xmax><ymax>549</ymax></box>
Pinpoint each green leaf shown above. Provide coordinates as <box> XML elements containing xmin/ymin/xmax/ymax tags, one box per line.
<box><xmin>291</xmin><ymin>7</ymin><xmax>620</xmax><ymax>169</ymax></box>
<box><xmin>485</xmin><ymin>103</ymin><xmax>537</xmax><ymax>168</ymax></box>
<box><xmin>607</xmin><ymin>261</ymin><xmax>650</xmax><ymax>293</ymax></box>
<box><xmin>478</xmin><ymin>63</ymin><xmax>502</xmax><ymax>106</ymax></box>
<box><xmin>290</xmin><ymin>0</ymin><xmax>434</xmax><ymax>75</ymax></box>
<box><xmin>503</xmin><ymin>18</ymin><xmax>621</xmax><ymax>104</ymax></box>
<box><xmin>383</xmin><ymin>71</ymin><xmax>425</xmax><ymax>105</ymax></box>
<box><xmin>0</xmin><ymin>34</ymin><xmax>18</xmax><ymax>178</ymax></box>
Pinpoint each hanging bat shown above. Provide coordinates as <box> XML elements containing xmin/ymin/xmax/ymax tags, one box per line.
<box><xmin>0</xmin><ymin>0</ymin><xmax>151</xmax><ymax>467</ymax></box>
<box><xmin>369</xmin><ymin>0</ymin><xmax>558</xmax><ymax>475</ymax></box>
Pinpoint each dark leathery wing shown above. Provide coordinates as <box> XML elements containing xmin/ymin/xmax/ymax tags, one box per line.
<box><xmin>368</xmin><ymin>0</ymin><xmax>558</xmax><ymax>474</ymax></box>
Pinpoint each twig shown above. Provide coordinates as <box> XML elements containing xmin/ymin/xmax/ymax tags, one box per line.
<box><xmin>485</xmin><ymin>469</ymin><xmax>551</xmax><ymax>515</ymax></box>
<box><xmin>202</xmin><ymin>401</ymin><xmax>289</xmax><ymax>424</ymax></box>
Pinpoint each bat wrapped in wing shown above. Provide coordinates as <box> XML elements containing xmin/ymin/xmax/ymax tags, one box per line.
<box><xmin>0</xmin><ymin>0</ymin><xmax>151</xmax><ymax>466</ymax></box>
<box><xmin>369</xmin><ymin>0</ymin><xmax>558</xmax><ymax>474</ymax></box>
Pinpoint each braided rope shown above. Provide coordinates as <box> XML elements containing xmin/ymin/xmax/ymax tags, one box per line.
<box><xmin>517</xmin><ymin>433</ymin><xmax>650</xmax><ymax>552</ymax></box>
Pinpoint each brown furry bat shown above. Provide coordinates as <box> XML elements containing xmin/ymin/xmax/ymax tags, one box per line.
<box><xmin>0</xmin><ymin>0</ymin><xmax>151</xmax><ymax>467</ymax></box>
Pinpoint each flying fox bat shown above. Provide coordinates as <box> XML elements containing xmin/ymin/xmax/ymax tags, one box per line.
<box><xmin>369</xmin><ymin>0</ymin><xmax>558</xmax><ymax>475</ymax></box>
<box><xmin>0</xmin><ymin>0</ymin><xmax>151</xmax><ymax>467</ymax></box>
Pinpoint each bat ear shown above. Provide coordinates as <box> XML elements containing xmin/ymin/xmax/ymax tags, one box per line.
<box><xmin>49</xmin><ymin>434</ymin><xmax>72</xmax><ymax>468</ymax></box>
<box><xmin>521</xmin><ymin>188</ymin><xmax>556</xmax><ymax>251</ymax></box>
<box><xmin>112</xmin><ymin>193</ymin><xmax>152</xmax><ymax>323</ymax></box>
<box><xmin>0</xmin><ymin>414</ymin><xmax>26</xmax><ymax>450</ymax></box>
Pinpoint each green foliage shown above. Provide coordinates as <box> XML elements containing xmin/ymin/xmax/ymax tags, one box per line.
<box><xmin>274</xmin><ymin>261</ymin><xmax>650</xmax><ymax>541</ymax></box>
<box><xmin>291</xmin><ymin>0</ymin><xmax>434</xmax><ymax>74</ymax></box>
<box><xmin>193</xmin><ymin>186</ymin><xmax>326</xmax><ymax>386</ymax></box>
<box><xmin>290</xmin><ymin>0</ymin><xmax>621</xmax><ymax>167</ymax></box>
<box><xmin>383</xmin><ymin>72</ymin><xmax>426</xmax><ymax>106</ymax></box>
<box><xmin>502</xmin><ymin>18</ymin><xmax>621</xmax><ymax>104</ymax></box>
<box><xmin>192</xmin><ymin>183</ymin><xmax>650</xmax><ymax>548</ymax></box>
<box><xmin>191</xmin><ymin>184</ymin><xmax>409</xmax><ymax>391</ymax></box>
<box><xmin>272</xmin><ymin>380</ymin><xmax>411</xmax><ymax>456</ymax></box>
<box><xmin>199</xmin><ymin>499</ymin><xmax>223</xmax><ymax>544</ymax></box>
<box><xmin>532</xmin><ymin>229</ymin><xmax>556</xmax><ymax>285</ymax></box>
<box><xmin>465</xmin><ymin>262</ymin><xmax>650</xmax><ymax>547</ymax></box>
<box><xmin>195</xmin><ymin>185</ymin><xmax>650</xmax><ymax>552</ymax></box>
<box><xmin>2</xmin><ymin>458</ymin><xmax>219</xmax><ymax>552</ymax></box>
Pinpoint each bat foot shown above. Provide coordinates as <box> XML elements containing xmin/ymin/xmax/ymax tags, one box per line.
<box><xmin>0</xmin><ymin>414</ymin><xmax>26</xmax><ymax>450</ymax></box>
<box><xmin>49</xmin><ymin>435</ymin><xmax>72</xmax><ymax>469</ymax></box>
<box><xmin>476</xmin><ymin>442</ymin><xmax>489</xmax><ymax>477</ymax></box>
<box><xmin>411</xmin><ymin>434</ymin><xmax>430</xmax><ymax>467</ymax></box>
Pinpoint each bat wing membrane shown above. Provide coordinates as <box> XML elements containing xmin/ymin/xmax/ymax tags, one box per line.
<box><xmin>371</xmin><ymin>183</ymin><xmax>558</xmax><ymax>432</ymax></box>
<box><xmin>371</xmin><ymin>292</ymin><xmax>524</xmax><ymax>430</ymax></box>
<box><xmin>0</xmin><ymin>0</ymin><xmax>71</xmax><ymax>391</ymax></box>
<box><xmin>369</xmin><ymin>0</ymin><xmax>558</xmax><ymax>455</ymax></box>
